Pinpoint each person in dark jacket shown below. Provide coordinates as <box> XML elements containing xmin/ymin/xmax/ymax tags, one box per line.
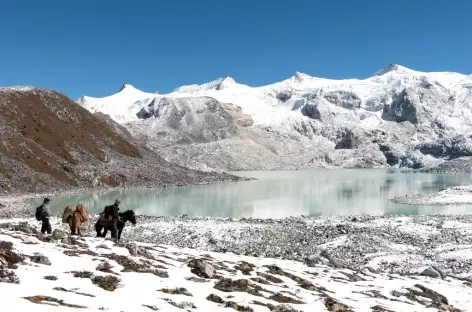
<box><xmin>108</xmin><ymin>199</ymin><xmax>121</xmax><ymax>240</ymax></box>
<box><xmin>41</xmin><ymin>198</ymin><xmax>52</xmax><ymax>234</ymax></box>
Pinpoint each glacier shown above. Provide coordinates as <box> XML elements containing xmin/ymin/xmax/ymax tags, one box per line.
<box><xmin>77</xmin><ymin>64</ymin><xmax>472</xmax><ymax>172</ymax></box>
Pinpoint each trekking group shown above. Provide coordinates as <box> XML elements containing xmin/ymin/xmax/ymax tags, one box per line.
<box><xmin>35</xmin><ymin>198</ymin><xmax>136</xmax><ymax>241</ymax></box>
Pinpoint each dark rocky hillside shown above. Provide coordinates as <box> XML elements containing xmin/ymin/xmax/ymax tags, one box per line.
<box><xmin>0</xmin><ymin>87</ymin><xmax>239</xmax><ymax>194</ymax></box>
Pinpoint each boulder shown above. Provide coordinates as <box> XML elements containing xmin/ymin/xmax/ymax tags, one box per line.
<box><xmin>187</xmin><ymin>258</ymin><xmax>215</xmax><ymax>279</ymax></box>
<box><xmin>0</xmin><ymin>256</ymin><xmax>8</xmax><ymax>267</ymax></box>
<box><xmin>305</xmin><ymin>250</ymin><xmax>340</xmax><ymax>268</ymax></box>
<box><xmin>214</xmin><ymin>278</ymin><xmax>252</xmax><ymax>292</ymax></box>
<box><xmin>126</xmin><ymin>243</ymin><xmax>138</xmax><ymax>256</ymax></box>
<box><xmin>420</xmin><ymin>267</ymin><xmax>441</xmax><ymax>279</ymax></box>
<box><xmin>14</xmin><ymin>222</ymin><xmax>37</xmax><ymax>234</ymax></box>
<box><xmin>30</xmin><ymin>254</ymin><xmax>51</xmax><ymax>266</ymax></box>
<box><xmin>270</xmin><ymin>304</ymin><xmax>303</xmax><ymax>312</ymax></box>
<box><xmin>420</xmin><ymin>266</ymin><xmax>447</xmax><ymax>279</ymax></box>
<box><xmin>51</xmin><ymin>229</ymin><xmax>69</xmax><ymax>242</ymax></box>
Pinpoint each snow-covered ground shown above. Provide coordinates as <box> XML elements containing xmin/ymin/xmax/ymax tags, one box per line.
<box><xmin>1</xmin><ymin>219</ymin><xmax>472</xmax><ymax>312</ymax></box>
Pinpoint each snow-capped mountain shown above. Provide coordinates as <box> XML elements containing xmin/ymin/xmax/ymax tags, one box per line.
<box><xmin>77</xmin><ymin>64</ymin><xmax>472</xmax><ymax>172</ymax></box>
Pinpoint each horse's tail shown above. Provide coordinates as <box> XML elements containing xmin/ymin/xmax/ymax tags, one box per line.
<box><xmin>68</xmin><ymin>212</ymin><xmax>77</xmax><ymax>235</ymax></box>
<box><xmin>71</xmin><ymin>219</ymin><xmax>76</xmax><ymax>235</ymax></box>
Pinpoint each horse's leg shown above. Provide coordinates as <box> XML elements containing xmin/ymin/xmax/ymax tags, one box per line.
<box><xmin>70</xmin><ymin>219</ymin><xmax>76</xmax><ymax>236</ymax></box>
<box><xmin>95</xmin><ymin>220</ymin><xmax>102</xmax><ymax>237</ymax></box>
<box><xmin>117</xmin><ymin>223</ymin><xmax>124</xmax><ymax>240</ymax></box>
<box><xmin>102</xmin><ymin>228</ymin><xmax>108</xmax><ymax>238</ymax></box>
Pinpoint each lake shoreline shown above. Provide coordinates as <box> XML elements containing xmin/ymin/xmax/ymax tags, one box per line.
<box><xmin>7</xmin><ymin>168</ymin><xmax>472</xmax><ymax>218</ymax></box>
<box><xmin>392</xmin><ymin>184</ymin><xmax>472</xmax><ymax>205</ymax></box>
<box><xmin>2</xmin><ymin>170</ymin><xmax>472</xmax><ymax>281</ymax></box>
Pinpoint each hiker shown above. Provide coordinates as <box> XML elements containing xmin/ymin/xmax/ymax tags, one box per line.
<box><xmin>36</xmin><ymin>198</ymin><xmax>52</xmax><ymax>234</ymax></box>
<box><xmin>104</xmin><ymin>199</ymin><xmax>121</xmax><ymax>240</ymax></box>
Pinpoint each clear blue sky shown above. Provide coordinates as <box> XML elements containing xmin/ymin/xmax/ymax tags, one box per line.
<box><xmin>1</xmin><ymin>0</ymin><xmax>471</xmax><ymax>99</ymax></box>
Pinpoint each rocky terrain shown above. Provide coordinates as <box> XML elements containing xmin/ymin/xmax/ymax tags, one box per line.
<box><xmin>0</xmin><ymin>86</ymin><xmax>241</xmax><ymax>195</ymax></box>
<box><xmin>3</xmin><ymin>192</ymin><xmax>472</xmax><ymax>278</ymax></box>
<box><xmin>1</xmin><ymin>218</ymin><xmax>472</xmax><ymax>311</ymax></box>
<box><xmin>78</xmin><ymin>65</ymin><xmax>472</xmax><ymax>173</ymax></box>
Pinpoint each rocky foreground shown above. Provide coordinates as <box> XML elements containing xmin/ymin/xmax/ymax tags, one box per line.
<box><xmin>1</xmin><ymin>219</ymin><xmax>472</xmax><ymax>312</ymax></box>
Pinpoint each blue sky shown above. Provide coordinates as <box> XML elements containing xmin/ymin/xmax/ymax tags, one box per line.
<box><xmin>1</xmin><ymin>0</ymin><xmax>471</xmax><ymax>99</ymax></box>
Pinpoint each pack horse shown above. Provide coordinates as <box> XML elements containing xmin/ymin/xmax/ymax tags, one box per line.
<box><xmin>62</xmin><ymin>204</ymin><xmax>89</xmax><ymax>235</ymax></box>
<box><xmin>95</xmin><ymin>201</ymin><xmax>137</xmax><ymax>241</ymax></box>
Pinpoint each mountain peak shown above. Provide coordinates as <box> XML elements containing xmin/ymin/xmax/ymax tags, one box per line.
<box><xmin>215</xmin><ymin>76</ymin><xmax>237</xmax><ymax>89</ymax></box>
<box><xmin>173</xmin><ymin>76</ymin><xmax>239</xmax><ymax>93</ymax></box>
<box><xmin>291</xmin><ymin>72</ymin><xmax>312</xmax><ymax>83</ymax></box>
<box><xmin>118</xmin><ymin>84</ymin><xmax>137</xmax><ymax>92</ymax></box>
<box><xmin>373</xmin><ymin>64</ymin><xmax>415</xmax><ymax>76</ymax></box>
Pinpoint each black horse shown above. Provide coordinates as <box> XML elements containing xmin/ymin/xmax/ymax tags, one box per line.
<box><xmin>95</xmin><ymin>210</ymin><xmax>137</xmax><ymax>240</ymax></box>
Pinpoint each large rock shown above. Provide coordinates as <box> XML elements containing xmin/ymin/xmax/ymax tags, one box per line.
<box><xmin>126</xmin><ymin>243</ymin><xmax>138</xmax><ymax>256</ymax></box>
<box><xmin>51</xmin><ymin>229</ymin><xmax>69</xmax><ymax>242</ymax></box>
<box><xmin>14</xmin><ymin>222</ymin><xmax>37</xmax><ymax>235</ymax></box>
<box><xmin>420</xmin><ymin>267</ymin><xmax>441</xmax><ymax>279</ymax></box>
<box><xmin>214</xmin><ymin>278</ymin><xmax>252</xmax><ymax>292</ymax></box>
<box><xmin>187</xmin><ymin>258</ymin><xmax>215</xmax><ymax>278</ymax></box>
<box><xmin>270</xmin><ymin>305</ymin><xmax>303</xmax><ymax>312</ymax></box>
<box><xmin>29</xmin><ymin>254</ymin><xmax>51</xmax><ymax>266</ymax></box>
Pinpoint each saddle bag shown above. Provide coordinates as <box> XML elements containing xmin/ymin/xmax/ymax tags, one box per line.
<box><xmin>62</xmin><ymin>205</ymin><xmax>75</xmax><ymax>223</ymax></box>
<box><xmin>99</xmin><ymin>212</ymin><xmax>111</xmax><ymax>222</ymax></box>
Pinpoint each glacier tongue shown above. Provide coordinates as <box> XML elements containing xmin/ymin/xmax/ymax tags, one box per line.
<box><xmin>76</xmin><ymin>65</ymin><xmax>472</xmax><ymax>172</ymax></box>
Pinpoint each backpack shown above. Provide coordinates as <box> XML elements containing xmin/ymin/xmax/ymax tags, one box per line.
<box><xmin>35</xmin><ymin>205</ymin><xmax>43</xmax><ymax>221</ymax></box>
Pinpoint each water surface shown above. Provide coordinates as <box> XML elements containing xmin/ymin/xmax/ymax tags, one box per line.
<box><xmin>40</xmin><ymin>169</ymin><xmax>472</xmax><ymax>218</ymax></box>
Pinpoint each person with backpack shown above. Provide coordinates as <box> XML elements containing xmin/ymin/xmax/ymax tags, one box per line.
<box><xmin>104</xmin><ymin>199</ymin><xmax>121</xmax><ymax>240</ymax></box>
<box><xmin>36</xmin><ymin>198</ymin><xmax>52</xmax><ymax>234</ymax></box>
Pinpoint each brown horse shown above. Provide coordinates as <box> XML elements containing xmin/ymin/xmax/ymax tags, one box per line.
<box><xmin>64</xmin><ymin>204</ymin><xmax>89</xmax><ymax>236</ymax></box>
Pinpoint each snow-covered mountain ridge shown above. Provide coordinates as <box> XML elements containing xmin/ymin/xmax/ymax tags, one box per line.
<box><xmin>77</xmin><ymin>64</ymin><xmax>472</xmax><ymax>171</ymax></box>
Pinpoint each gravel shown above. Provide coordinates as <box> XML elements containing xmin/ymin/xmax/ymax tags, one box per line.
<box><xmin>3</xmin><ymin>195</ymin><xmax>472</xmax><ymax>278</ymax></box>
